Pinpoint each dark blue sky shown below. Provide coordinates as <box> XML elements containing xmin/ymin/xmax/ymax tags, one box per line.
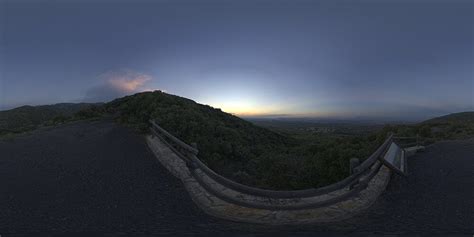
<box><xmin>1</xmin><ymin>0</ymin><xmax>473</xmax><ymax>121</ymax></box>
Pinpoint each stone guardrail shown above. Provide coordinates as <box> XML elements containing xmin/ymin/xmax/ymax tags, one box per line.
<box><xmin>394</xmin><ymin>136</ymin><xmax>425</xmax><ymax>159</ymax></box>
<box><xmin>147</xmin><ymin>119</ymin><xmax>411</xmax><ymax>224</ymax></box>
<box><xmin>394</xmin><ymin>135</ymin><xmax>421</xmax><ymax>148</ymax></box>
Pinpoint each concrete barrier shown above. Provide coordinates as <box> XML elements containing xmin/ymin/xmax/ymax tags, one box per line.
<box><xmin>146</xmin><ymin>135</ymin><xmax>393</xmax><ymax>224</ymax></box>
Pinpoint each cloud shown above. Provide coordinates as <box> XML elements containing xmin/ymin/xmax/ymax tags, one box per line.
<box><xmin>102</xmin><ymin>70</ymin><xmax>151</xmax><ymax>93</ymax></box>
<box><xmin>84</xmin><ymin>69</ymin><xmax>155</xmax><ymax>102</ymax></box>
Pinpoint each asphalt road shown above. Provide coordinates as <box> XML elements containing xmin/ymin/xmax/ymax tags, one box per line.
<box><xmin>0</xmin><ymin>120</ymin><xmax>472</xmax><ymax>236</ymax></box>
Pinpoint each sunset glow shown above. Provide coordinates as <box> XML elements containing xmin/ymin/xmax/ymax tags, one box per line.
<box><xmin>1</xmin><ymin>0</ymin><xmax>472</xmax><ymax>121</ymax></box>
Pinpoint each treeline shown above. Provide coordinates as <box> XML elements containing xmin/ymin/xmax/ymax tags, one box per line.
<box><xmin>106</xmin><ymin>92</ymin><xmax>299</xmax><ymax>187</ymax></box>
<box><xmin>105</xmin><ymin>91</ymin><xmax>391</xmax><ymax>189</ymax></box>
<box><xmin>107</xmin><ymin>92</ymin><xmax>474</xmax><ymax>190</ymax></box>
<box><xmin>3</xmin><ymin>91</ymin><xmax>472</xmax><ymax>190</ymax></box>
<box><xmin>0</xmin><ymin>103</ymin><xmax>103</xmax><ymax>136</ymax></box>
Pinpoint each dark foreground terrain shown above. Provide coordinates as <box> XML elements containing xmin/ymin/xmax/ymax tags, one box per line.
<box><xmin>0</xmin><ymin>120</ymin><xmax>472</xmax><ymax>236</ymax></box>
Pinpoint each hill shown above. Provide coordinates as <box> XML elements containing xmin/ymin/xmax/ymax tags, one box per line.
<box><xmin>417</xmin><ymin>112</ymin><xmax>474</xmax><ymax>141</ymax></box>
<box><xmin>422</xmin><ymin>111</ymin><xmax>474</xmax><ymax>124</ymax></box>
<box><xmin>0</xmin><ymin>91</ymin><xmax>392</xmax><ymax>189</ymax></box>
<box><xmin>7</xmin><ymin>92</ymin><xmax>472</xmax><ymax>190</ymax></box>
<box><xmin>104</xmin><ymin>91</ymin><xmax>302</xmax><ymax>187</ymax></box>
<box><xmin>102</xmin><ymin>91</ymin><xmax>386</xmax><ymax>189</ymax></box>
<box><xmin>0</xmin><ymin>103</ymin><xmax>102</xmax><ymax>133</ymax></box>
<box><xmin>379</xmin><ymin>111</ymin><xmax>474</xmax><ymax>145</ymax></box>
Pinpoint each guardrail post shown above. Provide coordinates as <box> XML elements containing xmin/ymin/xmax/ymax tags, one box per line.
<box><xmin>150</xmin><ymin>118</ymin><xmax>393</xmax><ymax>202</ymax></box>
<box><xmin>349</xmin><ymin>158</ymin><xmax>360</xmax><ymax>175</ymax></box>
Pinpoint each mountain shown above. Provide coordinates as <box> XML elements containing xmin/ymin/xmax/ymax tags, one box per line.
<box><xmin>0</xmin><ymin>103</ymin><xmax>101</xmax><ymax>133</ymax></box>
<box><xmin>103</xmin><ymin>91</ymin><xmax>387</xmax><ymax>190</ymax></box>
<box><xmin>105</xmin><ymin>91</ymin><xmax>296</xmax><ymax>183</ymax></box>
<box><xmin>1</xmin><ymin>92</ymin><xmax>305</xmax><ymax>189</ymax></box>
<box><xmin>4</xmin><ymin>92</ymin><xmax>470</xmax><ymax>190</ymax></box>
<box><xmin>422</xmin><ymin>111</ymin><xmax>474</xmax><ymax>124</ymax></box>
<box><xmin>407</xmin><ymin>111</ymin><xmax>474</xmax><ymax>141</ymax></box>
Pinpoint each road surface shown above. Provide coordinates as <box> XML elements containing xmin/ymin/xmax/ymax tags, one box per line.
<box><xmin>0</xmin><ymin>120</ymin><xmax>472</xmax><ymax>236</ymax></box>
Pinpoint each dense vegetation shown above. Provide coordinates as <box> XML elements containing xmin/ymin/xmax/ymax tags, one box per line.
<box><xmin>104</xmin><ymin>91</ymin><xmax>390</xmax><ymax>189</ymax></box>
<box><xmin>0</xmin><ymin>103</ymin><xmax>103</xmax><ymax>136</ymax></box>
<box><xmin>105</xmin><ymin>93</ymin><xmax>474</xmax><ymax>189</ymax></box>
<box><xmin>2</xmin><ymin>91</ymin><xmax>473</xmax><ymax>190</ymax></box>
<box><xmin>105</xmin><ymin>92</ymin><xmax>301</xmax><ymax>188</ymax></box>
<box><xmin>382</xmin><ymin>112</ymin><xmax>474</xmax><ymax>145</ymax></box>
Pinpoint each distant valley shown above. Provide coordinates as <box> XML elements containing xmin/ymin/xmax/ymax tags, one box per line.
<box><xmin>1</xmin><ymin>91</ymin><xmax>473</xmax><ymax>190</ymax></box>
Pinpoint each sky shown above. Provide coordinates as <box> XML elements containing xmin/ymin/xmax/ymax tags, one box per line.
<box><xmin>1</xmin><ymin>0</ymin><xmax>473</xmax><ymax>121</ymax></box>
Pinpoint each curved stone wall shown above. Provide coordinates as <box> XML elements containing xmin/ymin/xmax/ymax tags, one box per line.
<box><xmin>146</xmin><ymin>135</ymin><xmax>392</xmax><ymax>224</ymax></box>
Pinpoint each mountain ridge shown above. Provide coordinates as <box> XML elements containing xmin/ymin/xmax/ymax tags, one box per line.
<box><xmin>1</xmin><ymin>92</ymin><xmax>473</xmax><ymax>190</ymax></box>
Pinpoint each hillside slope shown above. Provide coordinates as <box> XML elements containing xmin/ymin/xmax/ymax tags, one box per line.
<box><xmin>103</xmin><ymin>91</ymin><xmax>389</xmax><ymax>190</ymax></box>
<box><xmin>381</xmin><ymin>111</ymin><xmax>474</xmax><ymax>145</ymax></box>
<box><xmin>422</xmin><ymin>111</ymin><xmax>474</xmax><ymax>124</ymax></box>
<box><xmin>0</xmin><ymin>92</ymin><xmax>381</xmax><ymax>190</ymax></box>
<box><xmin>418</xmin><ymin>111</ymin><xmax>474</xmax><ymax>141</ymax></box>
<box><xmin>106</xmin><ymin>91</ymin><xmax>297</xmax><ymax>186</ymax></box>
<box><xmin>0</xmin><ymin>103</ymin><xmax>101</xmax><ymax>133</ymax></box>
<box><xmin>2</xmin><ymin>92</ymin><xmax>472</xmax><ymax>190</ymax></box>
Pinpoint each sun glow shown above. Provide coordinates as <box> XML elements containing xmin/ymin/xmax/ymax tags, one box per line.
<box><xmin>206</xmin><ymin>99</ymin><xmax>282</xmax><ymax>117</ymax></box>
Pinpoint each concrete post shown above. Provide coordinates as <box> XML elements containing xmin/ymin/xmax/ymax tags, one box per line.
<box><xmin>350</xmin><ymin>158</ymin><xmax>360</xmax><ymax>175</ymax></box>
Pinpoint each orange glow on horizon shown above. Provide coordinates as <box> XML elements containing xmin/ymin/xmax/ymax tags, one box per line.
<box><xmin>205</xmin><ymin>100</ymin><xmax>282</xmax><ymax>117</ymax></box>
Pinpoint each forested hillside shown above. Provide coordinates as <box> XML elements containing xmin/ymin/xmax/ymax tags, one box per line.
<box><xmin>105</xmin><ymin>91</ymin><xmax>304</xmax><ymax>188</ymax></box>
<box><xmin>0</xmin><ymin>103</ymin><xmax>101</xmax><ymax>134</ymax></box>
<box><xmin>423</xmin><ymin>112</ymin><xmax>474</xmax><ymax>124</ymax></box>
<box><xmin>104</xmin><ymin>91</ymin><xmax>386</xmax><ymax>189</ymax></box>
<box><xmin>383</xmin><ymin>112</ymin><xmax>474</xmax><ymax>144</ymax></box>
<box><xmin>2</xmin><ymin>91</ymin><xmax>472</xmax><ymax>190</ymax></box>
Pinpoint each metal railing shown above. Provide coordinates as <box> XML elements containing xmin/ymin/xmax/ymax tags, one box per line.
<box><xmin>149</xmin><ymin>119</ymin><xmax>394</xmax><ymax>210</ymax></box>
